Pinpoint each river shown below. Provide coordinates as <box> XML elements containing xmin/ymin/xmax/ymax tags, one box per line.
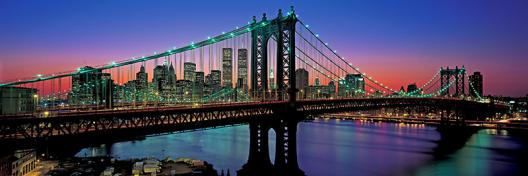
<box><xmin>76</xmin><ymin>119</ymin><xmax>527</xmax><ymax>176</ymax></box>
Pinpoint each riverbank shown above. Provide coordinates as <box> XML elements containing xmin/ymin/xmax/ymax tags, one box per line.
<box><xmin>315</xmin><ymin>113</ymin><xmax>528</xmax><ymax>130</ymax></box>
<box><xmin>41</xmin><ymin>156</ymin><xmax>217</xmax><ymax>176</ymax></box>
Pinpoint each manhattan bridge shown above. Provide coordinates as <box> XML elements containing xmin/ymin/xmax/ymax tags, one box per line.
<box><xmin>0</xmin><ymin>7</ymin><xmax>508</xmax><ymax>176</ymax></box>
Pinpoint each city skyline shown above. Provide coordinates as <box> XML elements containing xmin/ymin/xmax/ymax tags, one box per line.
<box><xmin>0</xmin><ymin>0</ymin><xmax>527</xmax><ymax>97</ymax></box>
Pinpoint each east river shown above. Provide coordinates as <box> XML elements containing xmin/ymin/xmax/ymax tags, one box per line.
<box><xmin>76</xmin><ymin>119</ymin><xmax>527</xmax><ymax>176</ymax></box>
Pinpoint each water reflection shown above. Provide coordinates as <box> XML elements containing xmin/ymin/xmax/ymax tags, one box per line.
<box><xmin>76</xmin><ymin>120</ymin><xmax>525</xmax><ymax>176</ymax></box>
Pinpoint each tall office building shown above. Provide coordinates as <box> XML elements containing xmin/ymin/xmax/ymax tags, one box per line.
<box><xmin>211</xmin><ymin>70</ymin><xmax>222</xmax><ymax>93</ymax></box>
<box><xmin>167</xmin><ymin>62</ymin><xmax>177</xmax><ymax>85</ymax></box>
<box><xmin>195</xmin><ymin>71</ymin><xmax>205</xmax><ymax>84</ymax></box>
<box><xmin>136</xmin><ymin>65</ymin><xmax>148</xmax><ymax>90</ymax></box>
<box><xmin>222</xmin><ymin>48</ymin><xmax>233</xmax><ymax>88</ymax></box>
<box><xmin>71</xmin><ymin>66</ymin><xmax>114</xmax><ymax>108</ymax></box>
<box><xmin>152</xmin><ymin>65</ymin><xmax>167</xmax><ymax>83</ymax></box>
<box><xmin>295</xmin><ymin>69</ymin><xmax>309</xmax><ymax>98</ymax></box>
<box><xmin>327</xmin><ymin>81</ymin><xmax>336</xmax><ymax>98</ymax></box>
<box><xmin>175</xmin><ymin>80</ymin><xmax>192</xmax><ymax>102</ymax></box>
<box><xmin>152</xmin><ymin>62</ymin><xmax>177</xmax><ymax>99</ymax></box>
<box><xmin>193</xmin><ymin>71</ymin><xmax>205</xmax><ymax>101</ymax></box>
<box><xmin>237</xmin><ymin>49</ymin><xmax>248</xmax><ymax>90</ymax></box>
<box><xmin>469</xmin><ymin>72</ymin><xmax>483</xmax><ymax>97</ymax></box>
<box><xmin>339</xmin><ymin>74</ymin><xmax>365</xmax><ymax>97</ymax></box>
<box><xmin>184</xmin><ymin>62</ymin><xmax>196</xmax><ymax>82</ymax></box>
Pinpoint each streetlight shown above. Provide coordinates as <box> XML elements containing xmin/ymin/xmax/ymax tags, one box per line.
<box><xmin>33</xmin><ymin>94</ymin><xmax>39</xmax><ymax>114</ymax></box>
<box><xmin>155</xmin><ymin>92</ymin><xmax>159</xmax><ymax>107</ymax></box>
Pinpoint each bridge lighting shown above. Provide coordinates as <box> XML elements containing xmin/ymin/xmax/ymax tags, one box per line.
<box><xmin>236</xmin><ymin>26</ymin><xmax>239</xmax><ymax>29</ymax></box>
<box><xmin>325</xmin><ymin>43</ymin><xmax>328</xmax><ymax>45</ymax></box>
<box><xmin>334</xmin><ymin>50</ymin><xmax>337</xmax><ymax>53</ymax></box>
<box><xmin>207</xmin><ymin>36</ymin><xmax>211</xmax><ymax>40</ymax></box>
<box><xmin>36</xmin><ymin>74</ymin><xmax>42</xmax><ymax>78</ymax></box>
<box><xmin>305</xmin><ymin>24</ymin><xmax>309</xmax><ymax>28</ymax></box>
<box><xmin>222</xmin><ymin>31</ymin><xmax>226</xmax><ymax>34</ymax></box>
<box><xmin>315</xmin><ymin>34</ymin><xmax>319</xmax><ymax>37</ymax></box>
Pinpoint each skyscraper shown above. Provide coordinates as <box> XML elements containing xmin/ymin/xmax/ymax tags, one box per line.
<box><xmin>193</xmin><ymin>71</ymin><xmax>205</xmax><ymax>101</ymax></box>
<box><xmin>237</xmin><ymin>48</ymin><xmax>248</xmax><ymax>90</ymax></box>
<box><xmin>222</xmin><ymin>48</ymin><xmax>233</xmax><ymax>88</ymax></box>
<box><xmin>339</xmin><ymin>74</ymin><xmax>365</xmax><ymax>97</ymax></box>
<box><xmin>136</xmin><ymin>65</ymin><xmax>148</xmax><ymax>89</ymax></box>
<box><xmin>184</xmin><ymin>62</ymin><xmax>196</xmax><ymax>81</ymax></box>
<box><xmin>71</xmin><ymin>66</ymin><xmax>114</xmax><ymax>108</ymax></box>
<box><xmin>168</xmin><ymin>62</ymin><xmax>177</xmax><ymax>86</ymax></box>
<box><xmin>295</xmin><ymin>69</ymin><xmax>309</xmax><ymax>98</ymax></box>
<box><xmin>211</xmin><ymin>70</ymin><xmax>222</xmax><ymax>93</ymax></box>
<box><xmin>469</xmin><ymin>72</ymin><xmax>483</xmax><ymax>97</ymax></box>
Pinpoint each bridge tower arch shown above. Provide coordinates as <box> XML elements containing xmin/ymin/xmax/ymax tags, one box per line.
<box><xmin>251</xmin><ymin>7</ymin><xmax>298</xmax><ymax>105</ymax></box>
<box><xmin>440</xmin><ymin>66</ymin><xmax>466</xmax><ymax>97</ymax></box>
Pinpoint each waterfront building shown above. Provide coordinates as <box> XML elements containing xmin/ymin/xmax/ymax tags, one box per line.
<box><xmin>222</xmin><ymin>48</ymin><xmax>233</xmax><ymax>88</ymax></box>
<box><xmin>295</xmin><ymin>69</ymin><xmax>309</xmax><ymax>99</ymax></box>
<box><xmin>0</xmin><ymin>149</ymin><xmax>36</xmax><ymax>176</ymax></box>
<box><xmin>469</xmin><ymin>72</ymin><xmax>483</xmax><ymax>97</ymax></box>
<box><xmin>0</xmin><ymin>87</ymin><xmax>37</xmax><ymax>115</ymax></box>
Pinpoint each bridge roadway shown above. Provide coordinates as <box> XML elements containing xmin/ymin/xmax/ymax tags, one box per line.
<box><xmin>0</xmin><ymin>98</ymin><xmax>505</xmax><ymax>140</ymax></box>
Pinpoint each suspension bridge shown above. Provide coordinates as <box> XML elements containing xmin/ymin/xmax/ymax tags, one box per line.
<box><xmin>0</xmin><ymin>7</ymin><xmax>508</xmax><ymax>176</ymax></box>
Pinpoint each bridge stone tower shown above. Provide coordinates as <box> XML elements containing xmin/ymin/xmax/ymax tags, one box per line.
<box><xmin>241</xmin><ymin>7</ymin><xmax>304</xmax><ymax>176</ymax></box>
<box><xmin>251</xmin><ymin>7</ymin><xmax>297</xmax><ymax>104</ymax></box>
<box><xmin>440</xmin><ymin>66</ymin><xmax>466</xmax><ymax>97</ymax></box>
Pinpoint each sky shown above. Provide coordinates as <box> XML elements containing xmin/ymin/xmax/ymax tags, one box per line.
<box><xmin>0</xmin><ymin>0</ymin><xmax>527</xmax><ymax>97</ymax></box>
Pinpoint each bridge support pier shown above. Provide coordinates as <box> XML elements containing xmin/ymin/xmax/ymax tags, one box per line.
<box><xmin>273</xmin><ymin>118</ymin><xmax>303</xmax><ymax>176</ymax></box>
<box><xmin>239</xmin><ymin>121</ymin><xmax>273</xmax><ymax>175</ymax></box>
<box><xmin>239</xmin><ymin>109</ymin><xmax>305</xmax><ymax>176</ymax></box>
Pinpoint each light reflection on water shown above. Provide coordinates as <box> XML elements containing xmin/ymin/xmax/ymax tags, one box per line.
<box><xmin>77</xmin><ymin>120</ymin><xmax>525</xmax><ymax>176</ymax></box>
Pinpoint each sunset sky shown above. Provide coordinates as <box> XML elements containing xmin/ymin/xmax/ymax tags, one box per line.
<box><xmin>0</xmin><ymin>0</ymin><xmax>527</xmax><ymax>96</ymax></box>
